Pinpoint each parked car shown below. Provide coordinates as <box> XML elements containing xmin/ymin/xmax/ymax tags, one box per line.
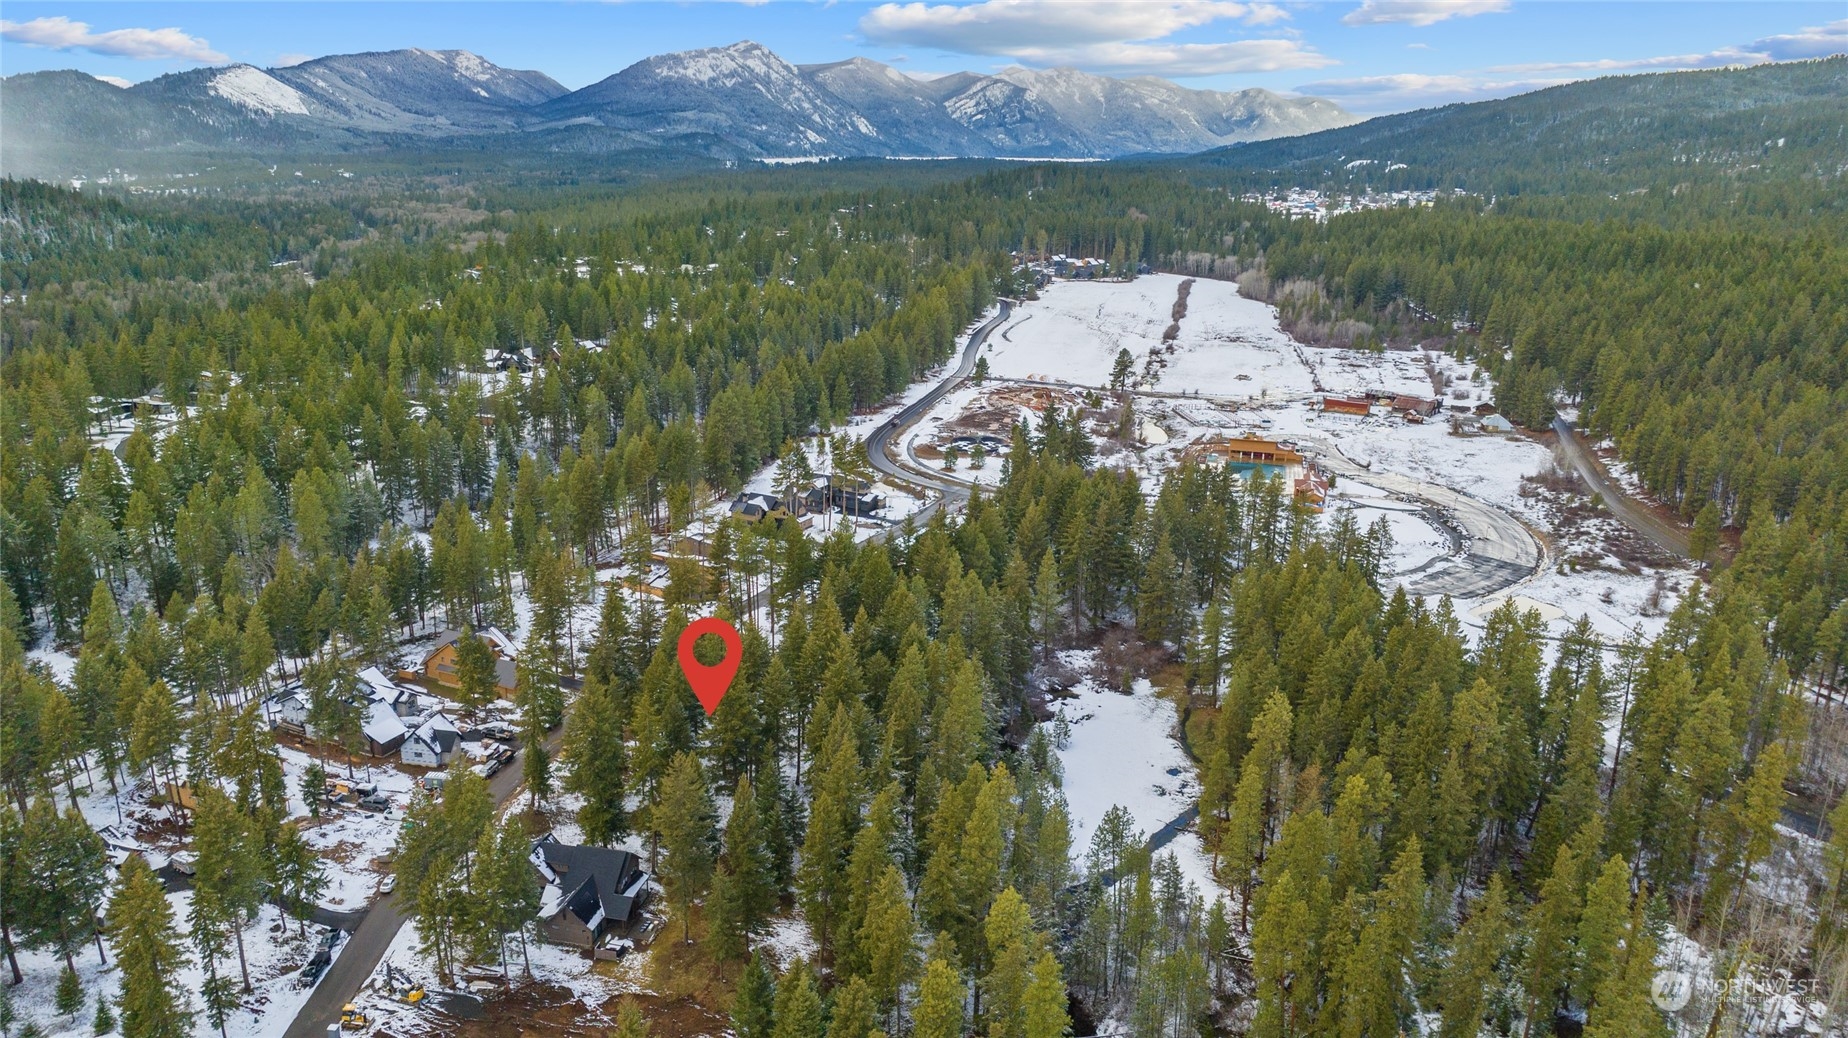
<box><xmin>379</xmin><ymin>874</ymin><xmax>397</xmax><ymax>895</ymax></box>
<box><xmin>356</xmin><ymin>793</ymin><xmax>389</xmax><ymax>813</ymax></box>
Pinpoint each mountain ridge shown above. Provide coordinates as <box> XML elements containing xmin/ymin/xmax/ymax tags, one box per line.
<box><xmin>0</xmin><ymin>40</ymin><xmax>1358</xmax><ymax>177</ymax></box>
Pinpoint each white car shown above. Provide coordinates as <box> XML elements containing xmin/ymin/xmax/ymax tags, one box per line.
<box><xmin>379</xmin><ymin>874</ymin><xmax>397</xmax><ymax>896</ymax></box>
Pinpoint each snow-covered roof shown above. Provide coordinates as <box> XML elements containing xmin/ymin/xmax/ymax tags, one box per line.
<box><xmin>408</xmin><ymin>713</ymin><xmax>462</xmax><ymax>755</ymax></box>
<box><xmin>365</xmin><ymin>700</ymin><xmax>408</xmax><ymax>746</ymax></box>
<box><xmin>357</xmin><ymin>665</ymin><xmax>421</xmax><ymax>705</ymax></box>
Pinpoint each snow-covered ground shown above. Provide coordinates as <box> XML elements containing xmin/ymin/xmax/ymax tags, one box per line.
<box><xmin>1051</xmin><ymin>651</ymin><xmax>1220</xmax><ymax>903</ymax></box>
<box><xmin>987</xmin><ymin>275</ymin><xmax>1314</xmax><ymax>397</ymax></box>
<box><xmin>931</xmin><ymin>274</ymin><xmax>1697</xmax><ymax>650</ymax></box>
<box><xmin>11</xmin><ymin>894</ymin><xmax>335</xmax><ymax>1038</ymax></box>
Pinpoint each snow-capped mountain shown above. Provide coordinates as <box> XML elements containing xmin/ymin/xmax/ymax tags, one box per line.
<box><xmin>0</xmin><ymin>40</ymin><xmax>1357</xmax><ymax>176</ymax></box>
<box><xmin>532</xmin><ymin>41</ymin><xmax>884</xmax><ymax>155</ymax></box>
<box><xmin>266</xmin><ymin>49</ymin><xmax>567</xmax><ymax>130</ymax></box>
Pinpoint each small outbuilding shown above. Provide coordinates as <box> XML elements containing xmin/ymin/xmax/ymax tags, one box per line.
<box><xmin>1321</xmin><ymin>396</ymin><xmax>1373</xmax><ymax>417</ymax></box>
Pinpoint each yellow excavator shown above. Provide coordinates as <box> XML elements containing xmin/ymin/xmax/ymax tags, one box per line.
<box><xmin>384</xmin><ymin>967</ymin><xmax>426</xmax><ymax>1005</ymax></box>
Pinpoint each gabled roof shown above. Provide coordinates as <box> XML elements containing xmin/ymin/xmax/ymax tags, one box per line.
<box><xmin>408</xmin><ymin>713</ymin><xmax>462</xmax><ymax>755</ymax></box>
<box><xmin>426</xmin><ymin>627</ymin><xmax>520</xmax><ymax>666</ymax></box>
<box><xmin>357</xmin><ymin>665</ymin><xmax>422</xmax><ymax>706</ymax></box>
<box><xmin>531</xmin><ymin>832</ymin><xmax>646</xmax><ymax>927</ymax></box>
<box><xmin>364</xmin><ymin>700</ymin><xmax>408</xmax><ymax>747</ymax></box>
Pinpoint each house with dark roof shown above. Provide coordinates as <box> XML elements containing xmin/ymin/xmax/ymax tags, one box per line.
<box><xmin>530</xmin><ymin>833</ymin><xmax>650</xmax><ymax>952</ymax></box>
<box><xmin>400</xmin><ymin>713</ymin><xmax>463</xmax><ymax>767</ymax></box>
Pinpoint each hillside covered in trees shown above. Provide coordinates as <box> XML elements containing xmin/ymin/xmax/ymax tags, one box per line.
<box><xmin>2</xmin><ymin>85</ymin><xmax>1846</xmax><ymax>1038</ymax></box>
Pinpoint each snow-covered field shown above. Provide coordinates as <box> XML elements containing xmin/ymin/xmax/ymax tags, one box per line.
<box><xmin>986</xmin><ymin>275</ymin><xmax>1314</xmax><ymax>397</ymax></box>
<box><xmin>1051</xmin><ymin>651</ymin><xmax>1220</xmax><ymax>903</ymax></box>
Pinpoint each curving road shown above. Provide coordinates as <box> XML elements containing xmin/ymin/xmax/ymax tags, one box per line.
<box><xmin>864</xmin><ymin>301</ymin><xmax>1012</xmax><ymax>517</ymax></box>
<box><xmin>862</xmin><ymin>300</ymin><xmax>1544</xmax><ymax>601</ymax></box>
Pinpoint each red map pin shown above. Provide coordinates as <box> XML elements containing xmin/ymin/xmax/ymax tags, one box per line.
<box><xmin>677</xmin><ymin>617</ymin><xmax>742</xmax><ymax>716</ymax></box>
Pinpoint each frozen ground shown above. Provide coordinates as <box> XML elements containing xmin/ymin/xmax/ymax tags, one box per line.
<box><xmin>964</xmin><ymin>274</ymin><xmax>1696</xmax><ymax>649</ymax></box>
<box><xmin>1051</xmin><ymin>650</ymin><xmax>1220</xmax><ymax>903</ymax></box>
<box><xmin>987</xmin><ymin>275</ymin><xmax>1315</xmax><ymax>397</ymax></box>
<box><xmin>11</xmin><ymin>894</ymin><xmax>333</xmax><ymax>1038</ymax></box>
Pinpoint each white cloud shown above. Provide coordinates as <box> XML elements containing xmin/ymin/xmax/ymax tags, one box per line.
<box><xmin>1297</xmin><ymin>71</ymin><xmax>1545</xmax><ymax>110</ymax></box>
<box><xmin>1342</xmin><ymin>1</ymin><xmax>1511</xmax><ymax>28</ymax></box>
<box><xmin>858</xmin><ymin>0</ymin><xmax>1326</xmax><ymax>74</ymax></box>
<box><xmin>862</xmin><ymin>0</ymin><xmax>1284</xmax><ymax>49</ymax></box>
<box><xmin>1010</xmin><ymin>38</ymin><xmax>1335</xmax><ymax>75</ymax></box>
<box><xmin>93</xmin><ymin>74</ymin><xmax>133</xmax><ymax>88</ymax></box>
<box><xmin>275</xmin><ymin>53</ymin><xmax>315</xmax><ymax>68</ymax></box>
<box><xmin>1750</xmin><ymin>18</ymin><xmax>1848</xmax><ymax>60</ymax></box>
<box><xmin>0</xmin><ymin>15</ymin><xmax>225</xmax><ymax>62</ymax></box>
<box><xmin>1306</xmin><ymin>16</ymin><xmax>1846</xmax><ymax>113</ymax></box>
<box><xmin>1488</xmin><ymin>18</ymin><xmax>1847</xmax><ymax>75</ymax></box>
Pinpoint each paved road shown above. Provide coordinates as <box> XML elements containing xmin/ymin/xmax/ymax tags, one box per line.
<box><xmin>864</xmin><ymin>301</ymin><xmax>1013</xmax><ymax>516</ymax></box>
<box><xmin>1279</xmin><ymin>432</ymin><xmax>1547</xmax><ymax>599</ymax></box>
<box><xmin>282</xmin><ymin>735</ymin><xmax>556</xmax><ymax>1038</ymax></box>
<box><xmin>865</xmin><ymin>312</ymin><xmax>1545</xmax><ymax>602</ymax></box>
<box><xmin>1551</xmin><ymin>417</ymin><xmax>1691</xmax><ymax>559</ymax></box>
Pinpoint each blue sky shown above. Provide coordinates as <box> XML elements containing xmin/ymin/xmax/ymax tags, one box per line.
<box><xmin>2</xmin><ymin>2</ymin><xmax>1843</xmax><ymax>114</ymax></box>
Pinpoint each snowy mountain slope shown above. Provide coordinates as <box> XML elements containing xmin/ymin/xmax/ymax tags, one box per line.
<box><xmin>535</xmin><ymin>41</ymin><xmax>884</xmax><ymax>156</ymax></box>
<box><xmin>797</xmin><ymin>58</ymin><xmax>982</xmax><ymax>156</ymax></box>
<box><xmin>0</xmin><ymin>39</ymin><xmax>1356</xmax><ymax>175</ymax></box>
<box><xmin>269</xmin><ymin>49</ymin><xmax>567</xmax><ymax>130</ymax></box>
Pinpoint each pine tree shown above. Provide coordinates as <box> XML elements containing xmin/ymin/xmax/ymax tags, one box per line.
<box><xmin>1249</xmin><ymin>867</ymin><xmax>1318</xmax><ymax>1038</ymax></box>
<box><xmin>453</xmin><ymin>627</ymin><xmax>497</xmax><ymax>713</ymax></box>
<box><xmin>561</xmin><ymin>674</ymin><xmax>628</xmax><ymax>845</ymax></box>
<box><xmin>106</xmin><ymin>857</ymin><xmax>191</xmax><ymax>1038</ymax></box>
<box><xmin>1032</xmin><ymin>549</ymin><xmax>1062</xmax><ymax>659</ymax></box>
<box><xmin>798</xmin><ymin>707</ymin><xmax>863</xmax><ymax>952</ymax></box>
<box><xmin>913</xmin><ymin>954</ymin><xmax>966</xmax><ymax>1038</ymax></box>
<box><xmin>1706</xmin><ymin>743</ymin><xmax>1789</xmax><ymax>927</ymax></box>
<box><xmin>190</xmin><ymin>786</ymin><xmax>263</xmax><ymax>991</ymax></box>
<box><xmin>656</xmin><ymin>752</ymin><xmax>717</xmax><ymax>943</ymax></box>
<box><xmin>859</xmin><ymin>863</ymin><xmax>917</xmax><ymax>1029</ymax></box>
<box><xmin>709</xmin><ymin>775</ymin><xmax>773</xmax><ymax>961</ymax></box>
<box><xmin>1022</xmin><ymin>949</ymin><xmax>1070</xmax><ymax>1038</ymax></box>
<box><xmin>1223</xmin><ymin>691</ymin><xmax>1292</xmax><ymax>925</ymax></box>
<box><xmin>1438</xmin><ymin>873</ymin><xmax>1512</xmax><ymax>1038</ymax></box>
<box><xmin>1575</xmin><ymin>856</ymin><xmax>1633</xmax><ymax>1014</ymax></box>
<box><xmin>769</xmin><ymin>959</ymin><xmax>822</xmax><ymax>1038</ymax></box>
<box><xmin>91</xmin><ymin>993</ymin><xmax>114</xmax><ymax>1036</ymax></box>
<box><xmin>732</xmin><ymin>951</ymin><xmax>777</xmax><ymax>1038</ymax></box>
<box><xmin>982</xmin><ymin>887</ymin><xmax>1035</xmax><ymax>1038</ymax></box>
<box><xmin>610</xmin><ymin>1000</ymin><xmax>651</xmax><ymax>1038</ymax></box>
<box><xmin>56</xmin><ymin>967</ymin><xmax>83</xmax><ymax>1016</ymax></box>
<box><xmin>300</xmin><ymin>762</ymin><xmax>327</xmax><ymax>819</ymax></box>
<box><xmin>480</xmin><ymin>820</ymin><xmax>542</xmax><ymax>978</ymax></box>
<box><xmin>1582</xmin><ymin>902</ymin><xmax>1668</xmax><ymax>1038</ymax></box>
<box><xmin>272</xmin><ymin>823</ymin><xmax>327</xmax><ymax>936</ymax></box>
<box><xmin>1135</xmin><ymin>533</ymin><xmax>1184</xmax><ymax>646</ymax></box>
<box><xmin>825</xmin><ymin>977</ymin><xmax>878</xmax><ymax>1038</ymax></box>
<box><xmin>13</xmin><ymin>799</ymin><xmax>109</xmax><ymax>973</ymax></box>
<box><xmin>1520</xmin><ymin>840</ymin><xmax>1584</xmax><ymax>1038</ymax></box>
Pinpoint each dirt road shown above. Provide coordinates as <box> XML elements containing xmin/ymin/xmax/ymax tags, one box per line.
<box><xmin>1551</xmin><ymin>417</ymin><xmax>1690</xmax><ymax>558</ymax></box>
